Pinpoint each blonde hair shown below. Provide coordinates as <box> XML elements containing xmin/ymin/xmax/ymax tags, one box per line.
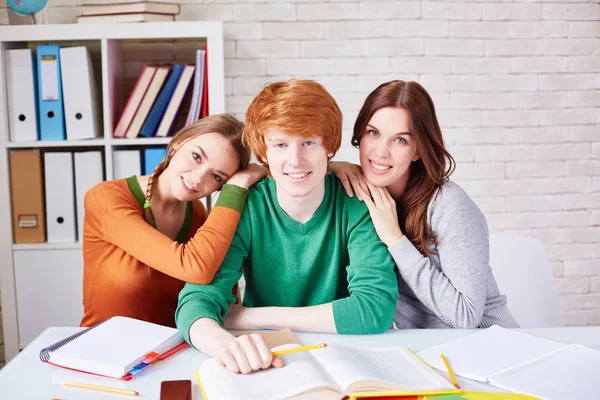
<box><xmin>143</xmin><ymin>114</ymin><xmax>249</xmax><ymax>222</ymax></box>
<box><xmin>243</xmin><ymin>79</ymin><xmax>343</xmax><ymax>169</ymax></box>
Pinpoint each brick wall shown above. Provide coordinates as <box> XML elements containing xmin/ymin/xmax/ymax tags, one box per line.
<box><xmin>0</xmin><ymin>1</ymin><xmax>598</xmax><ymax>347</ymax></box>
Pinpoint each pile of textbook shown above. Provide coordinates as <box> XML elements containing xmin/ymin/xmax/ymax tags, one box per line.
<box><xmin>77</xmin><ymin>1</ymin><xmax>180</xmax><ymax>24</ymax></box>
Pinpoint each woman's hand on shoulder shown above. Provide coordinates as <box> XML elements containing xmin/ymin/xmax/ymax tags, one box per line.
<box><xmin>330</xmin><ymin>161</ymin><xmax>368</xmax><ymax>200</ymax></box>
<box><xmin>215</xmin><ymin>334</ymin><xmax>284</xmax><ymax>374</ymax></box>
<box><xmin>227</xmin><ymin>163</ymin><xmax>267</xmax><ymax>189</ymax></box>
<box><xmin>356</xmin><ymin>181</ymin><xmax>404</xmax><ymax>248</ymax></box>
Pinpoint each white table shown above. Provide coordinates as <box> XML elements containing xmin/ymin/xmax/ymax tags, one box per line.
<box><xmin>1</xmin><ymin>327</ymin><xmax>599</xmax><ymax>399</ymax></box>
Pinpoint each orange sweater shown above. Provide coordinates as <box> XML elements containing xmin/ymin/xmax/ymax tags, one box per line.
<box><xmin>80</xmin><ymin>177</ymin><xmax>248</xmax><ymax>327</ymax></box>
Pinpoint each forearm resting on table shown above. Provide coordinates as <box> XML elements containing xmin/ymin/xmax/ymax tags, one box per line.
<box><xmin>189</xmin><ymin>318</ymin><xmax>235</xmax><ymax>356</ymax></box>
<box><xmin>236</xmin><ymin>303</ymin><xmax>337</xmax><ymax>333</ymax></box>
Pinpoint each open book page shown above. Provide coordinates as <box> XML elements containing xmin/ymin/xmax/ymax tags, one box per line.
<box><xmin>310</xmin><ymin>346</ymin><xmax>455</xmax><ymax>395</ymax></box>
<box><xmin>417</xmin><ymin>325</ymin><xmax>567</xmax><ymax>382</ymax></box>
<box><xmin>489</xmin><ymin>344</ymin><xmax>600</xmax><ymax>400</ymax></box>
<box><xmin>197</xmin><ymin>344</ymin><xmax>340</xmax><ymax>400</ymax></box>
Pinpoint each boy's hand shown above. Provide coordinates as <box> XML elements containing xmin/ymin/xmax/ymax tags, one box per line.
<box><xmin>215</xmin><ymin>334</ymin><xmax>284</xmax><ymax>374</ymax></box>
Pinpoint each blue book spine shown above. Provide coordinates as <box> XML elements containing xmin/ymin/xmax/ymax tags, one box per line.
<box><xmin>36</xmin><ymin>45</ymin><xmax>66</xmax><ymax>141</ymax></box>
<box><xmin>140</xmin><ymin>64</ymin><xmax>184</xmax><ymax>137</ymax></box>
<box><xmin>143</xmin><ymin>147</ymin><xmax>167</xmax><ymax>175</ymax></box>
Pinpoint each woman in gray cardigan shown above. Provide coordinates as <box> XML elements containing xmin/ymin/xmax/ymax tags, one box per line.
<box><xmin>332</xmin><ymin>80</ymin><xmax>518</xmax><ymax>329</ymax></box>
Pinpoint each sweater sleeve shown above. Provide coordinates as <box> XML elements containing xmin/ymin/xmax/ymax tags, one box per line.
<box><xmin>175</xmin><ymin>204</ymin><xmax>251</xmax><ymax>344</ymax></box>
<box><xmin>331</xmin><ymin>200</ymin><xmax>398</xmax><ymax>334</ymax></box>
<box><xmin>388</xmin><ymin>183</ymin><xmax>489</xmax><ymax>329</ymax></box>
<box><xmin>86</xmin><ymin>183</ymin><xmax>248</xmax><ymax>284</ymax></box>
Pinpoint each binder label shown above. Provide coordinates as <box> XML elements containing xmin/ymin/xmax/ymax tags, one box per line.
<box><xmin>40</xmin><ymin>55</ymin><xmax>59</xmax><ymax>101</ymax></box>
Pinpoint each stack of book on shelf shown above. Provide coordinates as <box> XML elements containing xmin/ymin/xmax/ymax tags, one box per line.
<box><xmin>77</xmin><ymin>1</ymin><xmax>180</xmax><ymax>24</ymax></box>
<box><xmin>113</xmin><ymin>46</ymin><xmax>208</xmax><ymax>139</ymax></box>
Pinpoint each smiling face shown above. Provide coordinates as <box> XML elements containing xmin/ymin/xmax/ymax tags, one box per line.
<box><xmin>359</xmin><ymin>107</ymin><xmax>420</xmax><ymax>189</ymax></box>
<box><xmin>265</xmin><ymin>130</ymin><xmax>333</xmax><ymax>201</ymax></box>
<box><xmin>165</xmin><ymin>132</ymin><xmax>240</xmax><ymax>201</ymax></box>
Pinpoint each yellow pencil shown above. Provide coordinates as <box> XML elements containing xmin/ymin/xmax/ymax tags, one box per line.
<box><xmin>63</xmin><ymin>381</ymin><xmax>139</xmax><ymax>396</ymax></box>
<box><xmin>440</xmin><ymin>354</ymin><xmax>461</xmax><ymax>389</ymax></box>
<box><xmin>272</xmin><ymin>343</ymin><xmax>327</xmax><ymax>356</ymax></box>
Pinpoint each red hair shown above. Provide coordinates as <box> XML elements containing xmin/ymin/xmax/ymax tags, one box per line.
<box><xmin>243</xmin><ymin>79</ymin><xmax>342</xmax><ymax>168</ymax></box>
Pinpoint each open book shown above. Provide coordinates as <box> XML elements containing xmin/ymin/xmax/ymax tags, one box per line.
<box><xmin>196</xmin><ymin>344</ymin><xmax>457</xmax><ymax>400</ymax></box>
<box><xmin>418</xmin><ymin>325</ymin><xmax>600</xmax><ymax>400</ymax></box>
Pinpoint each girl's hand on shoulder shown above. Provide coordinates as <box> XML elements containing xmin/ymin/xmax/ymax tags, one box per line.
<box><xmin>330</xmin><ymin>161</ymin><xmax>368</xmax><ymax>200</ymax></box>
<box><xmin>227</xmin><ymin>163</ymin><xmax>267</xmax><ymax>189</ymax></box>
<box><xmin>356</xmin><ymin>180</ymin><xmax>404</xmax><ymax>248</ymax></box>
<box><xmin>215</xmin><ymin>334</ymin><xmax>284</xmax><ymax>374</ymax></box>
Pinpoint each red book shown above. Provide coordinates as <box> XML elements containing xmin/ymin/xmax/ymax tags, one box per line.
<box><xmin>113</xmin><ymin>65</ymin><xmax>157</xmax><ymax>138</ymax></box>
<box><xmin>200</xmin><ymin>44</ymin><xmax>209</xmax><ymax>118</ymax></box>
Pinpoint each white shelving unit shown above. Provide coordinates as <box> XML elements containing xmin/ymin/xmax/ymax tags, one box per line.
<box><xmin>0</xmin><ymin>22</ymin><xmax>225</xmax><ymax>361</ymax></box>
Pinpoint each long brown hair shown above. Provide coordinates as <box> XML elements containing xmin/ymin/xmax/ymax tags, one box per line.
<box><xmin>352</xmin><ymin>80</ymin><xmax>455</xmax><ymax>256</ymax></box>
<box><xmin>143</xmin><ymin>114</ymin><xmax>250</xmax><ymax>222</ymax></box>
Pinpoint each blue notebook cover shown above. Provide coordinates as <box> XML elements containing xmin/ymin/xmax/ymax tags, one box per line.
<box><xmin>139</xmin><ymin>64</ymin><xmax>184</xmax><ymax>137</ymax></box>
<box><xmin>143</xmin><ymin>147</ymin><xmax>167</xmax><ymax>175</ymax></box>
<box><xmin>36</xmin><ymin>45</ymin><xmax>65</xmax><ymax>141</ymax></box>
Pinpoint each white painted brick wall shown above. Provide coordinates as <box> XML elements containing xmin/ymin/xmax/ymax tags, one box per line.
<box><xmin>0</xmin><ymin>0</ymin><xmax>597</xmax><ymax>339</ymax></box>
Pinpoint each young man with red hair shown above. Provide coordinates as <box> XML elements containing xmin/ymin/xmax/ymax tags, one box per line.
<box><xmin>176</xmin><ymin>80</ymin><xmax>397</xmax><ymax>374</ymax></box>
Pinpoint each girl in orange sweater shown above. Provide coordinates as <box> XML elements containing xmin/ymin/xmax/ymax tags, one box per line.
<box><xmin>81</xmin><ymin>114</ymin><xmax>265</xmax><ymax>327</ymax></box>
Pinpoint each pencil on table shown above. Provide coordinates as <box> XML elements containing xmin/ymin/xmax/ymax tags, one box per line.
<box><xmin>440</xmin><ymin>354</ymin><xmax>461</xmax><ymax>389</ymax></box>
<box><xmin>63</xmin><ymin>381</ymin><xmax>139</xmax><ymax>396</ymax></box>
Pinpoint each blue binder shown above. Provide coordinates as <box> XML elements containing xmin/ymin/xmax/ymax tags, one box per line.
<box><xmin>140</xmin><ymin>64</ymin><xmax>184</xmax><ymax>137</ymax></box>
<box><xmin>143</xmin><ymin>147</ymin><xmax>167</xmax><ymax>175</ymax></box>
<box><xmin>36</xmin><ymin>45</ymin><xmax>66</xmax><ymax>141</ymax></box>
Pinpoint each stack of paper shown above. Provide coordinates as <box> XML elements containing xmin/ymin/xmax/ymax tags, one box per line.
<box><xmin>418</xmin><ymin>325</ymin><xmax>600</xmax><ymax>400</ymax></box>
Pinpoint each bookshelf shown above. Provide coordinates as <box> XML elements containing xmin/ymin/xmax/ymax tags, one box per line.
<box><xmin>0</xmin><ymin>22</ymin><xmax>225</xmax><ymax>361</ymax></box>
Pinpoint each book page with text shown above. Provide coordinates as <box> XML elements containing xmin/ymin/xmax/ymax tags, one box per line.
<box><xmin>311</xmin><ymin>346</ymin><xmax>454</xmax><ymax>394</ymax></box>
<box><xmin>198</xmin><ymin>344</ymin><xmax>339</xmax><ymax>400</ymax></box>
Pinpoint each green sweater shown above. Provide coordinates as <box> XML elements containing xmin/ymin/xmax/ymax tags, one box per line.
<box><xmin>176</xmin><ymin>174</ymin><xmax>397</xmax><ymax>341</ymax></box>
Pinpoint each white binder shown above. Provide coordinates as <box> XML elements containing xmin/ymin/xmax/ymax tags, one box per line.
<box><xmin>113</xmin><ymin>150</ymin><xmax>141</xmax><ymax>180</ymax></box>
<box><xmin>59</xmin><ymin>46</ymin><xmax>101</xmax><ymax>140</ymax></box>
<box><xmin>44</xmin><ymin>152</ymin><xmax>76</xmax><ymax>243</ymax></box>
<box><xmin>74</xmin><ymin>151</ymin><xmax>104</xmax><ymax>242</ymax></box>
<box><xmin>6</xmin><ymin>49</ymin><xmax>39</xmax><ymax>141</ymax></box>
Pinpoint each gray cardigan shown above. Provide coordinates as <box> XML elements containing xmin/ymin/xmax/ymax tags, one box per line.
<box><xmin>389</xmin><ymin>181</ymin><xmax>518</xmax><ymax>329</ymax></box>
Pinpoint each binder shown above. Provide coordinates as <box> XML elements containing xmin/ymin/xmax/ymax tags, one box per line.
<box><xmin>143</xmin><ymin>147</ymin><xmax>167</xmax><ymax>175</ymax></box>
<box><xmin>9</xmin><ymin>150</ymin><xmax>46</xmax><ymax>243</ymax></box>
<box><xmin>113</xmin><ymin>65</ymin><xmax>157</xmax><ymax>138</ymax></box>
<box><xmin>155</xmin><ymin>65</ymin><xmax>195</xmax><ymax>137</ymax></box>
<box><xmin>125</xmin><ymin>65</ymin><xmax>171</xmax><ymax>138</ymax></box>
<box><xmin>140</xmin><ymin>64</ymin><xmax>185</xmax><ymax>137</ymax></box>
<box><xmin>36</xmin><ymin>45</ymin><xmax>66</xmax><ymax>141</ymax></box>
<box><xmin>5</xmin><ymin>49</ymin><xmax>39</xmax><ymax>142</ymax></box>
<box><xmin>74</xmin><ymin>151</ymin><xmax>104</xmax><ymax>242</ymax></box>
<box><xmin>113</xmin><ymin>150</ymin><xmax>142</xmax><ymax>180</ymax></box>
<box><xmin>39</xmin><ymin>316</ymin><xmax>186</xmax><ymax>380</ymax></box>
<box><xmin>60</xmin><ymin>46</ymin><xmax>101</xmax><ymax>140</ymax></box>
<box><xmin>44</xmin><ymin>152</ymin><xmax>76</xmax><ymax>243</ymax></box>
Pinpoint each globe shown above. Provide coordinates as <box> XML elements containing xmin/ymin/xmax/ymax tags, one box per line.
<box><xmin>7</xmin><ymin>0</ymin><xmax>48</xmax><ymax>16</ymax></box>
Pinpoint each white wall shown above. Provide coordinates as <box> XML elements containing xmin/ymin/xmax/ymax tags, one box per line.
<box><xmin>0</xmin><ymin>2</ymin><xmax>598</xmax><ymax>357</ymax></box>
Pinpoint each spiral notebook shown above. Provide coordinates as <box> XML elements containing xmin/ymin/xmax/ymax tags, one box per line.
<box><xmin>40</xmin><ymin>316</ymin><xmax>187</xmax><ymax>380</ymax></box>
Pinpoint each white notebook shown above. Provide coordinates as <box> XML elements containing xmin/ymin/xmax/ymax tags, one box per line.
<box><xmin>40</xmin><ymin>316</ymin><xmax>185</xmax><ymax>379</ymax></box>
<box><xmin>418</xmin><ymin>325</ymin><xmax>600</xmax><ymax>400</ymax></box>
